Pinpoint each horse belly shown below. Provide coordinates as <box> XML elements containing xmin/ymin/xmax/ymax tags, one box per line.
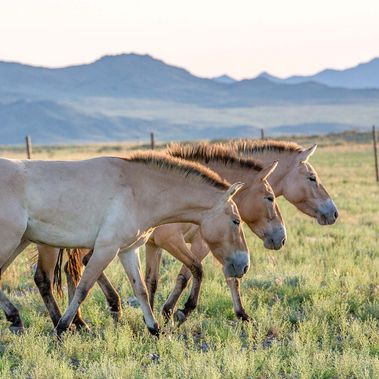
<box><xmin>25</xmin><ymin>218</ymin><xmax>99</xmax><ymax>248</ymax></box>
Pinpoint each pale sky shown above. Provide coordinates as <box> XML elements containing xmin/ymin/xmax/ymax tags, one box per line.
<box><xmin>1</xmin><ymin>0</ymin><xmax>379</xmax><ymax>79</ymax></box>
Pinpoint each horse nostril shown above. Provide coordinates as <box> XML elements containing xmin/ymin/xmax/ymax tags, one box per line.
<box><xmin>243</xmin><ymin>265</ymin><xmax>249</xmax><ymax>274</ymax></box>
<box><xmin>334</xmin><ymin>211</ymin><xmax>339</xmax><ymax>220</ymax></box>
<box><xmin>281</xmin><ymin>237</ymin><xmax>286</xmax><ymax>246</ymax></box>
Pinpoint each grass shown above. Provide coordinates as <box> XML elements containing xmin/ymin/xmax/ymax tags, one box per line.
<box><xmin>0</xmin><ymin>140</ymin><xmax>378</xmax><ymax>378</ymax></box>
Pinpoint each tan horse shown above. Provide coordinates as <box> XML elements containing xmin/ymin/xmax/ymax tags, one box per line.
<box><xmin>40</xmin><ymin>144</ymin><xmax>285</xmax><ymax>327</ymax></box>
<box><xmin>160</xmin><ymin>140</ymin><xmax>338</xmax><ymax>321</ymax></box>
<box><xmin>57</xmin><ymin>140</ymin><xmax>338</xmax><ymax>325</ymax></box>
<box><xmin>145</xmin><ymin>143</ymin><xmax>286</xmax><ymax>321</ymax></box>
<box><xmin>231</xmin><ymin>140</ymin><xmax>338</xmax><ymax>224</ymax></box>
<box><xmin>0</xmin><ymin>152</ymin><xmax>249</xmax><ymax>336</ymax></box>
<box><xmin>31</xmin><ymin>146</ymin><xmax>283</xmax><ymax>329</ymax></box>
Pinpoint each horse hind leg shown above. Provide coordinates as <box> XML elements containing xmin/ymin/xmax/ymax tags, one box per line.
<box><xmin>33</xmin><ymin>245</ymin><xmax>63</xmax><ymax>327</ymax></box>
<box><xmin>0</xmin><ymin>238</ymin><xmax>31</xmax><ymax>333</ymax></box>
<box><xmin>0</xmin><ymin>291</ymin><xmax>24</xmax><ymax>334</ymax></box>
<box><xmin>145</xmin><ymin>242</ymin><xmax>163</xmax><ymax>310</ymax></box>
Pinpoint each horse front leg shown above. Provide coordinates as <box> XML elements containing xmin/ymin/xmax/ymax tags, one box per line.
<box><xmin>118</xmin><ymin>248</ymin><xmax>160</xmax><ymax>336</ymax></box>
<box><xmin>64</xmin><ymin>251</ymin><xmax>90</xmax><ymax>331</ymax></box>
<box><xmin>82</xmin><ymin>251</ymin><xmax>122</xmax><ymax>322</ymax></box>
<box><xmin>55</xmin><ymin>243</ymin><xmax>120</xmax><ymax>336</ymax></box>
<box><xmin>160</xmin><ymin>236</ymin><xmax>204</xmax><ymax>325</ymax></box>
<box><xmin>225</xmin><ymin>276</ymin><xmax>250</xmax><ymax>321</ymax></box>
<box><xmin>162</xmin><ymin>232</ymin><xmax>209</xmax><ymax>324</ymax></box>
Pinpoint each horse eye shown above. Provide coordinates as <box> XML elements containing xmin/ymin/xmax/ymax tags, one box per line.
<box><xmin>308</xmin><ymin>176</ymin><xmax>316</xmax><ymax>182</ymax></box>
<box><xmin>233</xmin><ymin>219</ymin><xmax>240</xmax><ymax>226</ymax></box>
<box><xmin>265</xmin><ymin>196</ymin><xmax>274</xmax><ymax>202</ymax></box>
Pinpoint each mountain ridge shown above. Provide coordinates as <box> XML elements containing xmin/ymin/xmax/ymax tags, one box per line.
<box><xmin>0</xmin><ymin>53</ymin><xmax>378</xmax><ymax>144</ymax></box>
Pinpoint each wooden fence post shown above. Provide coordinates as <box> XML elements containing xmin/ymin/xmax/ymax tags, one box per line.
<box><xmin>25</xmin><ymin>136</ymin><xmax>32</xmax><ymax>159</ymax></box>
<box><xmin>260</xmin><ymin>128</ymin><xmax>265</xmax><ymax>140</ymax></box>
<box><xmin>373</xmin><ymin>125</ymin><xmax>379</xmax><ymax>182</ymax></box>
<box><xmin>150</xmin><ymin>132</ymin><xmax>155</xmax><ymax>150</ymax></box>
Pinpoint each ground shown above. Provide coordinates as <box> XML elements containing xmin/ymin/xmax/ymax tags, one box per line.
<box><xmin>0</xmin><ymin>139</ymin><xmax>378</xmax><ymax>378</ymax></box>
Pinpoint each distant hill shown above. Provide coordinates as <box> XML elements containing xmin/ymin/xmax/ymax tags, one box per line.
<box><xmin>212</xmin><ymin>75</ymin><xmax>237</xmax><ymax>84</ymax></box>
<box><xmin>0</xmin><ymin>54</ymin><xmax>378</xmax><ymax>144</ymax></box>
<box><xmin>258</xmin><ymin>57</ymin><xmax>379</xmax><ymax>89</ymax></box>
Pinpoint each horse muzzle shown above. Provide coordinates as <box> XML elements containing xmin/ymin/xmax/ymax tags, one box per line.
<box><xmin>223</xmin><ymin>251</ymin><xmax>250</xmax><ymax>278</ymax></box>
<box><xmin>264</xmin><ymin>226</ymin><xmax>287</xmax><ymax>250</ymax></box>
<box><xmin>317</xmin><ymin>199</ymin><xmax>338</xmax><ymax>225</ymax></box>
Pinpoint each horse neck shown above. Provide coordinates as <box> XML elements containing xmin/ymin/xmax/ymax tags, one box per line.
<box><xmin>131</xmin><ymin>166</ymin><xmax>223</xmax><ymax>228</ymax></box>
<box><xmin>202</xmin><ymin>161</ymin><xmax>255</xmax><ymax>186</ymax></box>
<box><xmin>241</xmin><ymin>151</ymin><xmax>297</xmax><ymax>196</ymax></box>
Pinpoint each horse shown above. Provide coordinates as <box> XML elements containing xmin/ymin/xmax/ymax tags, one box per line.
<box><xmin>34</xmin><ymin>144</ymin><xmax>286</xmax><ymax>327</ymax></box>
<box><xmin>159</xmin><ymin>140</ymin><xmax>338</xmax><ymax>321</ymax></box>
<box><xmin>0</xmin><ymin>151</ymin><xmax>249</xmax><ymax>336</ymax></box>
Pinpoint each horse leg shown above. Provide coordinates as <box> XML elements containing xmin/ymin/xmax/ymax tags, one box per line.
<box><xmin>0</xmin><ymin>238</ymin><xmax>30</xmax><ymax>333</ymax></box>
<box><xmin>82</xmin><ymin>251</ymin><xmax>122</xmax><ymax>322</ymax></box>
<box><xmin>118</xmin><ymin>249</ymin><xmax>159</xmax><ymax>336</ymax></box>
<box><xmin>225</xmin><ymin>276</ymin><xmax>250</xmax><ymax>321</ymax></box>
<box><xmin>55</xmin><ymin>243</ymin><xmax>120</xmax><ymax>336</ymax></box>
<box><xmin>64</xmin><ymin>255</ymin><xmax>89</xmax><ymax>331</ymax></box>
<box><xmin>161</xmin><ymin>232</ymin><xmax>209</xmax><ymax>323</ymax></box>
<box><xmin>63</xmin><ymin>249</ymin><xmax>122</xmax><ymax>326</ymax></box>
<box><xmin>144</xmin><ymin>242</ymin><xmax>162</xmax><ymax>310</ymax></box>
<box><xmin>160</xmin><ymin>236</ymin><xmax>203</xmax><ymax>324</ymax></box>
<box><xmin>34</xmin><ymin>245</ymin><xmax>62</xmax><ymax>327</ymax></box>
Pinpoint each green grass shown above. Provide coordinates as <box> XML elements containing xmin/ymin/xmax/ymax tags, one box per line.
<box><xmin>0</xmin><ymin>143</ymin><xmax>378</xmax><ymax>378</ymax></box>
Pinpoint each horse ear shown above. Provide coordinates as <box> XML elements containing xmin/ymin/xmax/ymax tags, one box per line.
<box><xmin>258</xmin><ymin>161</ymin><xmax>278</xmax><ymax>181</ymax></box>
<box><xmin>298</xmin><ymin>144</ymin><xmax>317</xmax><ymax>163</ymax></box>
<box><xmin>223</xmin><ymin>182</ymin><xmax>245</xmax><ymax>202</ymax></box>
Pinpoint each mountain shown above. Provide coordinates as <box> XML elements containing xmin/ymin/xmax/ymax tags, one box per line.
<box><xmin>1</xmin><ymin>54</ymin><xmax>379</xmax><ymax>106</ymax></box>
<box><xmin>0</xmin><ymin>54</ymin><xmax>378</xmax><ymax>144</ymax></box>
<box><xmin>257</xmin><ymin>57</ymin><xmax>379</xmax><ymax>89</ymax></box>
<box><xmin>212</xmin><ymin>75</ymin><xmax>237</xmax><ymax>84</ymax></box>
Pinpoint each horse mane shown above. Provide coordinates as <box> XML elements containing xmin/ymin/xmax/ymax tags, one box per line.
<box><xmin>167</xmin><ymin>142</ymin><xmax>263</xmax><ymax>172</ymax></box>
<box><xmin>120</xmin><ymin>151</ymin><xmax>229</xmax><ymax>190</ymax></box>
<box><xmin>230</xmin><ymin>139</ymin><xmax>303</xmax><ymax>155</ymax></box>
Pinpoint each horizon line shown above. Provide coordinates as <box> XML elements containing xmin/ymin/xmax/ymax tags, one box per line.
<box><xmin>0</xmin><ymin>52</ymin><xmax>378</xmax><ymax>81</ymax></box>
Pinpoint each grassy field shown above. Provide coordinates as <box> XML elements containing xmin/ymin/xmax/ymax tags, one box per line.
<box><xmin>0</xmin><ymin>140</ymin><xmax>378</xmax><ymax>378</ymax></box>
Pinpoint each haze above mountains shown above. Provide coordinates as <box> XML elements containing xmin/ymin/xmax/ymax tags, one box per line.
<box><xmin>0</xmin><ymin>54</ymin><xmax>378</xmax><ymax>144</ymax></box>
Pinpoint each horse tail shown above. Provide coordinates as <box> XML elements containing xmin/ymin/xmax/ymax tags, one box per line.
<box><xmin>66</xmin><ymin>248</ymin><xmax>84</xmax><ymax>287</ymax></box>
<box><xmin>53</xmin><ymin>249</ymin><xmax>64</xmax><ymax>298</ymax></box>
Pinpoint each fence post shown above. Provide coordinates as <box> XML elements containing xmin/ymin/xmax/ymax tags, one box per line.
<box><xmin>373</xmin><ymin>126</ymin><xmax>379</xmax><ymax>182</ymax></box>
<box><xmin>150</xmin><ymin>132</ymin><xmax>155</xmax><ymax>150</ymax></box>
<box><xmin>25</xmin><ymin>136</ymin><xmax>32</xmax><ymax>159</ymax></box>
<box><xmin>260</xmin><ymin>128</ymin><xmax>265</xmax><ymax>140</ymax></box>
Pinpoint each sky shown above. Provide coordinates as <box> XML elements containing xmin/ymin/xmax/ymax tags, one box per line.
<box><xmin>1</xmin><ymin>0</ymin><xmax>379</xmax><ymax>79</ymax></box>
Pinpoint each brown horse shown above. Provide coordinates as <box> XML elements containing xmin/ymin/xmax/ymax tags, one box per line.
<box><xmin>0</xmin><ymin>152</ymin><xmax>249</xmax><ymax>335</ymax></box>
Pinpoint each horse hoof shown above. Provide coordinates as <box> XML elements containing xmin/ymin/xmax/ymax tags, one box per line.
<box><xmin>77</xmin><ymin>323</ymin><xmax>91</xmax><ymax>334</ymax></box>
<box><xmin>55</xmin><ymin>324</ymin><xmax>69</xmax><ymax>338</ymax></box>
<box><xmin>236</xmin><ymin>311</ymin><xmax>251</xmax><ymax>322</ymax></box>
<box><xmin>174</xmin><ymin>310</ymin><xmax>187</xmax><ymax>325</ymax></box>
<box><xmin>147</xmin><ymin>323</ymin><xmax>160</xmax><ymax>337</ymax></box>
<box><xmin>161</xmin><ymin>306</ymin><xmax>173</xmax><ymax>323</ymax></box>
<box><xmin>9</xmin><ymin>325</ymin><xmax>24</xmax><ymax>335</ymax></box>
<box><xmin>110</xmin><ymin>310</ymin><xmax>122</xmax><ymax>323</ymax></box>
